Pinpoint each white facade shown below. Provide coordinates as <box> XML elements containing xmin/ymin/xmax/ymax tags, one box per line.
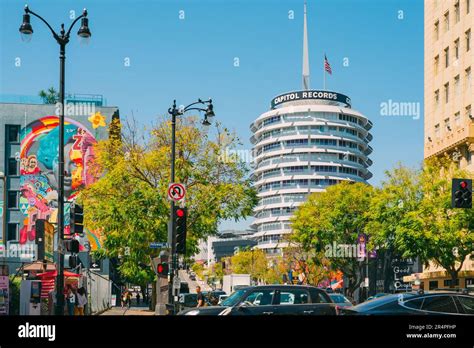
<box><xmin>249</xmin><ymin>95</ymin><xmax>373</xmax><ymax>255</ymax></box>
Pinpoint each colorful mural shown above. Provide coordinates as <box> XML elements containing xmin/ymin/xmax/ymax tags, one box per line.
<box><xmin>19</xmin><ymin>115</ymin><xmax>104</xmax><ymax>250</ymax></box>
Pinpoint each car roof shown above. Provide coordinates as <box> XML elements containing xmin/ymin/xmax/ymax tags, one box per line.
<box><xmin>243</xmin><ymin>285</ymin><xmax>323</xmax><ymax>291</ymax></box>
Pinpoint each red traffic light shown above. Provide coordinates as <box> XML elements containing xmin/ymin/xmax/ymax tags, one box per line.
<box><xmin>176</xmin><ymin>208</ymin><xmax>185</xmax><ymax>217</ymax></box>
<box><xmin>157</xmin><ymin>264</ymin><xmax>164</xmax><ymax>273</ymax></box>
<box><xmin>460</xmin><ymin>181</ymin><xmax>468</xmax><ymax>189</ymax></box>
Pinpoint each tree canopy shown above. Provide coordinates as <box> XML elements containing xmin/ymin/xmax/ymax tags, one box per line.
<box><xmin>80</xmin><ymin>116</ymin><xmax>257</xmax><ymax>285</ymax></box>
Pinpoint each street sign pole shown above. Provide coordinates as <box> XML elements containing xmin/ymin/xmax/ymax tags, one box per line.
<box><xmin>168</xmin><ymin>103</ymin><xmax>177</xmax><ymax>311</ymax></box>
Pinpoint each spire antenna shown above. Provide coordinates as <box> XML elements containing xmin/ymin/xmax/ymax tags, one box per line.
<box><xmin>302</xmin><ymin>0</ymin><xmax>310</xmax><ymax>90</ymax></box>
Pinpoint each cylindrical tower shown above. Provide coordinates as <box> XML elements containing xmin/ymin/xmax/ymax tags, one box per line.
<box><xmin>249</xmin><ymin>90</ymin><xmax>373</xmax><ymax>255</ymax></box>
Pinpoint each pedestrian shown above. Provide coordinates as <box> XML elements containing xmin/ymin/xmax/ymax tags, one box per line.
<box><xmin>121</xmin><ymin>291</ymin><xmax>127</xmax><ymax>309</ymax></box>
<box><xmin>66</xmin><ymin>287</ymin><xmax>76</xmax><ymax>316</ymax></box>
<box><xmin>196</xmin><ymin>286</ymin><xmax>206</xmax><ymax>308</ymax></box>
<box><xmin>75</xmin><ymin>287</ymin><xmax>88</xmax><ymax>315</ymax></box>
<box><xmin>126</xmin><ymin>291</ymin><xmax>132</xmax><ymax>308</ymax></box>
<box><xmin>136</xmin><ymin>292</ymin><xmax>140</xmax><ymax>306</ymax></box>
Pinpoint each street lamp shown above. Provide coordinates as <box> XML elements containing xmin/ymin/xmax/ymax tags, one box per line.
<box><xmin>19</xmin><ymin>5</ymin><xmax>91</xmax><ymax>315</ymax></box>
<box><xmin>167</xmin><ymin>98</ymin><xmax>215</xmax><ymax>310</ymax></box>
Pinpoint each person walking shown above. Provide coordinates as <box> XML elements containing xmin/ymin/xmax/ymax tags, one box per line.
<box><xmin>126</xmin><ymin>291</ymin><xmax>132</xmax><ymax>308</ymax></box>
<box><xmin>75</xmin><ymin>287</ymin><xmax>88</xmax><ymax>315</ymax></box>
<box><xmin>66</xmin><ymin>287</ymin><xmax>76</xmax><ymax>316</ymax></box>
<box><xmin>121</xmin><ymin>291</ymin><xmax>127</xmax><ymax>309</ymax></box>
<box><xmin>196</xmin><ymin>286</ymin><xmax>206</xmax><ymax>308</ymax></box>
<box><xmin>136</xmin><ymin>292</ymin><xmax>140</xmax><ymax>306</ymax></box>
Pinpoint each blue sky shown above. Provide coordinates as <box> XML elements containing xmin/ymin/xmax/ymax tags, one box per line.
<box><xmin>0</xmin><ymin>0</ymin><xmax>424</xmax><ymax>230</ymax></box>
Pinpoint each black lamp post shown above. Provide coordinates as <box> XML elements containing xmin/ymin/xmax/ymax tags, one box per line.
<box><xmin>19</xmin><ymin>5</ymin><xmax>91</xmax><ymax>315</ymax></box>
<box><xmin>167</xmin><ymin>99</ymin><xmax>214</xmax><ymax>309</ymax></box>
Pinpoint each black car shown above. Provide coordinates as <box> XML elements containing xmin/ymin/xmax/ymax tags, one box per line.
<box><xmin>339</xmin><ymin>291</ymin><xmax>474</xmax><ymax>315</ymax></box>
<box><xmin>177</xmin><ymin>285</ymin><xmax>337</xmax><ymax>316</ymax></box>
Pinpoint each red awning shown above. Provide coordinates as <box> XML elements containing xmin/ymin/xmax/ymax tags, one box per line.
<box><xmin>36</xmin><ymin>271</ymin><xmax>81</xmax><ymax>298</ymax></box>
<box><xmin>36</xmin><ymin>270</ymin><xmax>81</xmax><ymax>278</ymax></box>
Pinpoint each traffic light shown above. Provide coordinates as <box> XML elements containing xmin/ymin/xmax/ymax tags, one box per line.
<box><xmin>174</xmin><ymin>206</ymin><xmax>187</xmax><ymax>255</ymax></box>
<box><xmin>35</xmin><ymin>219</ymin><xmax>55</xmax><ymax>260</ymax></box>
<box><xmin>70</xmin><ymin>204</ymin><xmax>84</xmax><ymax>235</ymax></box>
<box><xmin>452</xmin><ymin>178</ymin><xmax>472</xmax><ymax>208</ymax></box>
<box><xmin>65</xmin><ymin>254</ymin><xmax>78</xmax><ymax>268</ymax></box>
<box><xmin>35</xmin><ymin>219</ymin><xmax>46</xmax><ymax>260</ymax></box>
<box><xmin>64</xmin><ymin>239</ymin><xmax>80</xmax><ymax>253</ymax></box>
<box><xmin>157</xmin><ymin>262</ymin><xmax>169</xmax><ymax>276</ymax></box>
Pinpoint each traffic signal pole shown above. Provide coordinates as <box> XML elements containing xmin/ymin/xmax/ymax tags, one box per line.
<box><xmin>168</xmin><ymin>101</ymin><xmax>178</xmax><ymax>309</ymax></box>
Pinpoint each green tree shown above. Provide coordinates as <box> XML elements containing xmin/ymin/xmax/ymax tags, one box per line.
<box><xmin>291</xmin><ymin>182</ymin><xmax>374</xmax><ymax>296</ymax></box>
<box><xmin>80</xmin><ymin>116</ymin><xmax>257</xmax><ymax>286</ymax></box>
<box><xmin>38</xmin><ymin>87</ymin><xmax>59</xmax><ymax>104</ymax></box>
<box><xmin>365</xmin><ymin>164</ymin><xmax>420</xmax><ymax>291</ymax></box>
<box><xmin>230</xmin><ymin>249</ymin><xmax>268</xmax><ymax>283</ymax></box>
<box><xmin>394</xmin><ymin>158</ymin><xmax>474</xmax><ymax>287</ymax></box>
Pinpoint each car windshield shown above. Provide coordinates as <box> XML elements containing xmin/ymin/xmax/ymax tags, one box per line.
<box><xmin>330</xmin><ymin>294</ymin><xmax>351</xmax><ymax>303</ymax></box>
<box><xmin>220</xmin><ymin>289</ymin><xmax>246</xmax><ymax>307</ymax></box>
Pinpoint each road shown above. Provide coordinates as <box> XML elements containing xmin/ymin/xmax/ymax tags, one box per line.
<box><xmin>179</xmin><ymin>269</ymin><xmax>212</xmax><ymax>293</ymax></box>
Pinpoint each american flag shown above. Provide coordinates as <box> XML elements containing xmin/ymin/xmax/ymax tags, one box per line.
<box><xmin>324</xmin><ymin>55</ymin><xmax>332</xmax><ymax>75</ymax></box>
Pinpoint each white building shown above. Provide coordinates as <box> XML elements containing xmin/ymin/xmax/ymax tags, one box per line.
<box><xmin>249</xmin><ymin>2</ymin><xmax>373</xmax><ymax>255</ymax></box>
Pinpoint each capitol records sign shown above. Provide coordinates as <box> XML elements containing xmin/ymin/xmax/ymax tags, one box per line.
<box><xmin>271</xmin><ymin>90</ymin><xmax>352</xmax><ymax>109</ymax></box>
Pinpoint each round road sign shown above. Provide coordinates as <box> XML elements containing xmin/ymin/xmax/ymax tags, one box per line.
<box><xmin>168</xmin><ymin>183</ymin><xmax>186</xmax><ymax>201</ymax></box>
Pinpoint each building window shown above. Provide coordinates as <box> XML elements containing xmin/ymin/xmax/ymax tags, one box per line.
<box><xmin>444</xmin><ymin>11</ymin><xmax>450</xmax><ymax>32</ymax></box>
<box><xmin>454</xmin><ymin>39</ymin><xmax>460</xmax><ymax>60</ymax></box>
<box><xmin>7</xmin><ymin>125</ymin><xmax>20</xmax><ymax>143</ymax></box>
<box><xmin>7</xmin><ymin>158</ymin><xmax>18</xmax><ymax>176</ymax></box>
<box><xmin>7</xmin><ymin>223</ymin><xmax>18</xmax><ymax>241</ymax></box>
<box><xmin>455</xmin><ymin>111</ymin><xmax>461</xmax><ymax>126</ymax></box>
<box><xmin>444</xmin><ymin>118</ymin><xmax>451</xmax><ymax>131</ymax></box>
<box><xmin>467</xmin><ymin>29</ymin><xmax>471</xmax><ymax>52</ymax></box>
<box><xmin>467</xmin><ymin>105</ymin><xmax>472</xmax><ymax>119</ymax></box>
<box><xmin>434</xmin><ymin>89</ymin><xmax>440</xmax><ymax>106</ymax></box>
<box><xmin>455</xmin><ymin>1</ymin><xmax>460</xmax><ymax>22</ymax></box>
<box><xmin>429</xmin><ymin>280</ymin><xmax>438</xmax><ymax>290</ymax></box>
<box><xmin>443</xmin><ymin>278</ymin><xmax>460</xmax><ymax>287</ymax></box>
<box><xmin>444</xmin><ymin>82</ymin><xmax>449</xmax><ymax>103</ymax></box>
<box><xmin>454</xmin><ymin>75</ymin><xmax>460</xmax><ymax>96</ymax></box>
<box><xmin>444</xmin><ymin>47</ymin><xmax>449</xmax><ymax>68</ymax></box>
<box><xmin>434</xmin><ymin>55</ymin><xmax>439</xmax><ymax>74</ymax></box>
<box><xmin>435</xmin><ymin>124</ymin><xmax>440</xmax><ymax>138</ymax></box>
<box><xmin>434</xmin><ymin>20</ymin><xmax>440</xmax><ymax>40</ymax></box>
<box><xmin>466</xmin><ymin>67</ymin><xmax>472</xmax><ymax>90</ymax></box>
<box><xmin>7</xmin><ymin>191</ymin><xmax>18</xmax><ymax>209</ymax></box>
<box><xmin>467</xmin><ymin>0</ymin><xmax>471</xmax><ymax>14</ymax></box>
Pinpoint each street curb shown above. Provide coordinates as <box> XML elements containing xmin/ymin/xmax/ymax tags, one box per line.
<box><xmin>93</xmin><ymin>306</ymin><xmax>112</xmax><ymax>316</ymax></box>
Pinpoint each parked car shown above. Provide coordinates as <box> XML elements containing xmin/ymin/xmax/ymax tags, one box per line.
<box><xmin>178</xmin><ymin>292</ymin><xmax>212</xmax><ymax>311</ymax></box>
<box><xmin>328</xmin><ymin>293</ymin><xmax>353</xmax><ymax>307</ymax></box>
<box><xmin>178</xmin><ymin>293</ymin><xmax>198</xmax><ymax>311</ymax></box>
<box><xmin>339</xmin><ymin>291</ymin><xmax>474</xmax><ymax>315</ymax></box>
<box><xmin>366</xmin><ymin>293</ymin><xmax>389</xmax><ymax>301</ymax></box>
<box><xmin>177</xmin><ymin>285</ymin><xmax>337</xmax><ymax>316</ymax></box>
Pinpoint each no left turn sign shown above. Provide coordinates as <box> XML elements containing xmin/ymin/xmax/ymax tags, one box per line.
<box><xmin>168</xmin><ymin>183</ymin><xmax>186</xmax><ymax>202</ymax></box>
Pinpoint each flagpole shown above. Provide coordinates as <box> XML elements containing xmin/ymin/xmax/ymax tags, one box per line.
<box><xmin>323</xmin><ymin>54</ymin><xmax>326</xmax><ymax>90</ymax></box>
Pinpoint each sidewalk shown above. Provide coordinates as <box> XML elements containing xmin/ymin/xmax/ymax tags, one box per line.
<box><xmin>100</xmin><ymin>306</ymin><xmax>155</xmax><ymax>316</ymax></box>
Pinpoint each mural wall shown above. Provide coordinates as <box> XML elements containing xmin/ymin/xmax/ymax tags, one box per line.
<box><xmin>19</xmin><ymin>115</ymin><xmax>105</xmax><ymax>251</ymax></box>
